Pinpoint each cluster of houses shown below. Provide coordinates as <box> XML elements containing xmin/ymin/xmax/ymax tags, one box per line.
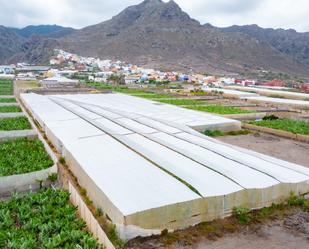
<box><xmin>1</xmin><ymin>49</ymin><xmax>309</xmax><ymax>92</ymax></box>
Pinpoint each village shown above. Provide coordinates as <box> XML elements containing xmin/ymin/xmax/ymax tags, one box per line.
<box><xmin>1</xmin><ymin>49</ymin><xmax>309</xmax><ymax>93</ymax></box>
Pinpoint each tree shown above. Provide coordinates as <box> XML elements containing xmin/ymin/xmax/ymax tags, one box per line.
<box><xmin>107</xmin><ymin>74</ymin><xmax>125</xmax><ymax>85</ymax></box>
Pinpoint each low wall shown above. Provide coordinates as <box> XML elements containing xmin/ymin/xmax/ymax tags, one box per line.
<box><xmin>242</xmin><ymin>123</ymin><xmax>309</xmax><ymax>143</ymax></box>
<box><xmin>0</xmin><ymin>129</ymin><xmax>37</xmax><ymax>141</ymax></box>
<box><xmin>222</xmin><ymin>112</ymin><xmax>266</xmax><ymax>121</ymax></box>
<box><xmin>0</xmin><ymin>113</ymin><xmax>25</xmax><ymax>118</ymax></box>
<box><xmin>191</xmin><ymin>121</ymin><xmax>241</xmax><ymax>132</ymax></box>
<box><xmin>0</xmin><ymin>164</ymin><xmax>57</xmax><ymax>195</ymax></box>
<box><xmin>69</xmin><ymin>182</ymin><xmax>116</xmax><ymax>249</ymax></box>
<box><xmin>0</xmin><ymin>103</ymin><xmax>19</xmax><ymax>107</ymax></box>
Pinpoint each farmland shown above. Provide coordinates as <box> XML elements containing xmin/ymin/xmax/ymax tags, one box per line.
<box><xmin>0</xmin><ymin>138</ymin><xmax>53</xmax><ymax>176</ymax></box>
<box><xmin>0</xmin><ymin>106</ymin><xmax>22</xmax><ymax>113</ymax></box>
<box><xmin>0</xmin><ymin>189</ymin><xmax>102</xmax><ymax>248</ymax></box>
<box><xmin>0</xmin><ymin>80</ymin><xmax>14</xmax><ymax>95</ymax></box>
<box><xmin>0</xmin><ymin>98</ymin><xmax>16</xmax><ymax>103</ymax></box>
<box><xmin>249</xmin><ymin>118</ymin><xmax>309</xmax><ymax>135</ymax></box>
<box><xmin>0</xmin><ymin>117</ymin><xmax>32</xmax><ymax>131</ymax></box>
<box><xmin>186</xmin><ymin>105</ymin><xmax>253</xmax><ymax>115</ymax></box>
<box><xmin>86</xmin><ymin>83</ymin><xmax>254</xmax><ymax>115</ymax></box>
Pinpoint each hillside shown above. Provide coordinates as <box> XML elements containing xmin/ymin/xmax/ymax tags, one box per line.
<box><xmin>1</xmin><ymin>0</ymin><xmax>309</xmax><ymax>76</ymax></box>
<box><xmin>222</xmin><ymin>24</ymin><xmax>309</xmax><ymax>68</ymax></box>
<box><xmin>10</xmin><ymin>25</ymin><xmax>75</xmax><ymax>38</ymax></box>
<box><xmin>0</xmin><ymin>26</ymin><xmax>25</xmax><ymax>63</ymax></box>
<box><xmin>58</xmin><ymin>0</ymin><xmax>309</xmax><ymax>75</ymax></box>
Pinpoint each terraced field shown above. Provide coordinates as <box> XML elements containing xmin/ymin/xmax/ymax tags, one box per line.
<box><xmin>249</xmin><ymin>118</ymin><xmax>309</xmax><ymax>135</ymax></box>
<box><xmin>0</xmin><ymin>138</ymin><xmax>53</xmax><ymax>176</ymax></box>
<box><xmin>0</xmin><ymin>80</ymin><xmax>14</xmax><ymax>95</ymax></box>
<box><xmin>0</xmin><ymin>189</ymin><xmax>102</xmax><ymax>248</ymax></box>
<box><xmin>0</xmin><ymin>106</ymin><xmax>22</xmax><ymax>113</ymax></box>
<box><xmin>0</xmin><ymin>117</ymin><xmax>31</xmax><ymax>131</ymax></box>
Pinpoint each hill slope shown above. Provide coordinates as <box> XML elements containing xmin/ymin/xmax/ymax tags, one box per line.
<box><xmin>1</xmin><ymin>0</ymin><xmax>309</xmax><ymax>76</ymax></box>
<box><xmin>58</xmin><ymin>0</ymin><xmax>308</xmax><ymax>75</ymax></box>
<box><xmin>222</xmin><ymin>24</ymin><xmax>309</xmax><ymax>68</ymax></box>
<box><xmin>11</xmin><ymin>25</ymin><xmax>75</xmax><ymax>38</ymax></box>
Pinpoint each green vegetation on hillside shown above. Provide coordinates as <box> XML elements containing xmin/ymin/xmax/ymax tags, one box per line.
<box><xmin>0</xmin><ymin>117</ymin><xmax>31</xmax><ymax>131</ymax></box>
<box><xmin>0</xmin><ymin>189</ymin><xmax>102</xmax><ymax>248</ymax></box>
<box><xmin>249</xmin><ymin>118</ymin><xmax>309</xmax><ymax>135</ymax></box>
<box><xmin>0</xmin><ymin>138</ymin><xmax>53</xmax><ymax>176</ymax></box>
<box><xmin>0</xmin><ymin>106</ymin><xmax>22</xmax><ymax>113</ymax></box>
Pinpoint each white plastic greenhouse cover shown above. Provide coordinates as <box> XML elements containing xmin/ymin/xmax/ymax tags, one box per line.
<box><xmin>20</xmin><ymin>93</ymin><xmax>309</xmax><ymax>218</ymax></box>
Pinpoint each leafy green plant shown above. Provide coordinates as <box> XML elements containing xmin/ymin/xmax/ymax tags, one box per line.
<box><xmin>287</xmin><ymin>192</ymin><xmax>305</xmax><ymax>207</ymax></box>
<box><xmin>0</xmin><ymin>117</ymin><xmax>31</xmax><ymax>131</ymax></box>
<box><xmin>204</xmin><ymin>130</ymin><xmax>224</xmax><ymax>137</ymax></box>
<box><xmin>262</xmin><ymin>114</ymin><xmax>279</xmax><ymax>121</ymax></box>
<box><xmin>0</xmin><ymin>106</ymin><xmax>22</xmax><ymax>113</ymax></box>
<box><xmin>249</xmin><ymin>118</ymin><xmax>309</xmax><ymax>135</ymax></box>
<box><xmin>233</xmin><ymin>207</ymin><xmax>252</xmax><ymax>224</ymax></box>
<box><xmin>0</xmin><ymin>189</ymin><xmax>102</xmax><ymax>248</ymax></box>
<box><xmin>47</xmin><ymin>173</ymin><xmax>58</xmax><ymax>183</ymax></box>
<box><xmin>0</xmin><ymin>138</ymin><xmax>54</xmax><ymax>176</ymax></box>
<box><xmin>59</xmin><ymin>156</ymin><xmax>66</xmax><ymax>164</ymax></box>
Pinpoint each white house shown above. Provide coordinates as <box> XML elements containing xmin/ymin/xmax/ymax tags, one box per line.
<box><xmin>40</xmin><ymin>76</ymin><xmax>79</xmax><ymax>88</ymax></box>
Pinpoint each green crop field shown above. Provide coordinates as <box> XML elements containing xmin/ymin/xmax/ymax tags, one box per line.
<box><xmin>0</xmin><ymin>80</ymin><xmax>14</xmax><ymax>95</ymax></box>
<box><xmin>186</xmin><ymin>105</ymin><xmax>253</xmax><ymax>115</ymax></box>
<box><xmin>156</xmin><ymin>98</ymin><xmax>202</xmax><ymax>105</ymax></box>
<box><xmin>249</xmin><ymin>118</ymin><xmax>309</xmax><ymax>135</ymax></box>
<box><xmin>0</xmin><ymin>98</ymin><xmax>16</xmax><ymax>103</ymax></box>
<box><xmin>0</xmin><ymin>106</ymin><xmax>22</xmax><ymax>113</ymax></box>
<box><xmin>131</xmin><ymin>93</ymin><xmax>174</xmax><ymax>99</ymax></box>
<box><xmin>0</xmin><ymin>138</ymin><xmax>53</xmax><ymax>176</ymax></box>
<box><xmin>0</xmin><ymin>189</ymin><xmax>102</xmax><ymax>248</ymax></box>
<box><xmin>0</xmin><ymin>117</ymin><xmax>31</xmax><ymax>131</ymax></box>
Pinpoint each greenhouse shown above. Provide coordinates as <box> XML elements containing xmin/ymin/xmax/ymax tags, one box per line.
<box><xmin>21</xmin><ymin>93</ymin><xmax>309</xmax><ymax>240</ymax></box>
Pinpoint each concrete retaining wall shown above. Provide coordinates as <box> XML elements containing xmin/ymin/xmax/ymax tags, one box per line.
<box><xmin>222</xmin><ymin>112</ymin><xmax>266</xmax><ymax>121</ymax></box>
<box><xmin>242</xmin><ymin>123</ymin><xmax>309</xmax><ymax>143</ymax></box>
<box><xmin>0</xmin><ymin>113</ymin><xmax>25</xmax><ymax>118</ymax></box>
<box><xmin>0</xmin><ymin>129</ymin><xmax>37</xmax><ymax>141</ymax></box>
<box><xmin>0</xmin><ymin>165</ymin><xmax>57</xmax><ymax>195</ymax></box>
<box><xmin>69</xmin><ymin>182</ymin><xmax>116</xmax><ymax>249</ymax></box>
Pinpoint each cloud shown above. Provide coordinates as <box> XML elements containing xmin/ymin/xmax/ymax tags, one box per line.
<box><xmin>0</xmin><ymin>0</ymin><xmax>308</xmax><ymax>32</ymax></box>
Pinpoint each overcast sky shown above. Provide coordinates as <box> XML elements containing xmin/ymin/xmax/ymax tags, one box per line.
<box><xmin>1</xmin><ymin>0</ymin><xmax>309</xmax><ymax>32</ymax></box>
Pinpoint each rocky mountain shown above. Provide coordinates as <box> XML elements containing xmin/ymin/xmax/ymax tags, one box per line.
<box><xmin>221</xmin><ymin>24</ymin><xmax>309</xmax><ymax>68</ymax></box>
<box><xmin>0</xmin><ymin>26</ymin><xmax>25</xmax><ymax>63</ymax></box>
<box><xmin>10</xmin><ymin>25</ymin><xmax>75</xmax><ymax>38</ymax></box>
<box><xmin>58</xmin><ymin>0</ymin><xmax>308</xmax><ymax>75</ymax></box>
<box><xmin>1</xmin><ymin>0</ymin><xmax>309</xmax><ymax>76</ymax></box>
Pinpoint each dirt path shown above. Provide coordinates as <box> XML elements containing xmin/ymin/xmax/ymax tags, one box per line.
<box><xmin>126</xmin><ymin>212</ymin><xmax>309</xmax><ymax>249</ymax></box>
<box><xmin>218</xmin><ymin>132</ymin><xmax>309</xmax><ymax>167</ymax></box>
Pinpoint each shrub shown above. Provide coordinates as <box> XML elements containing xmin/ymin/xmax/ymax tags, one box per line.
<box><xmin>262</xmin><ymin>114</ymin><xmax>279</xmax><ymax>121</ymax></box>
<box><xmin>233</xmin><ymin>207</ymin><xmax>252</xmax><ymax>224</ymax></box>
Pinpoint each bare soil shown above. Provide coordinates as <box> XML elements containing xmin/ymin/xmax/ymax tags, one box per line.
<box><xmin>126</xmin><ymin>211</ymin><xmax>309</xmax><ymax>249</ymax></box>
<box><xmin>218</xmin><ymin>132</ymin><xmax>309</xmax><ymax>167</ymax></box>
